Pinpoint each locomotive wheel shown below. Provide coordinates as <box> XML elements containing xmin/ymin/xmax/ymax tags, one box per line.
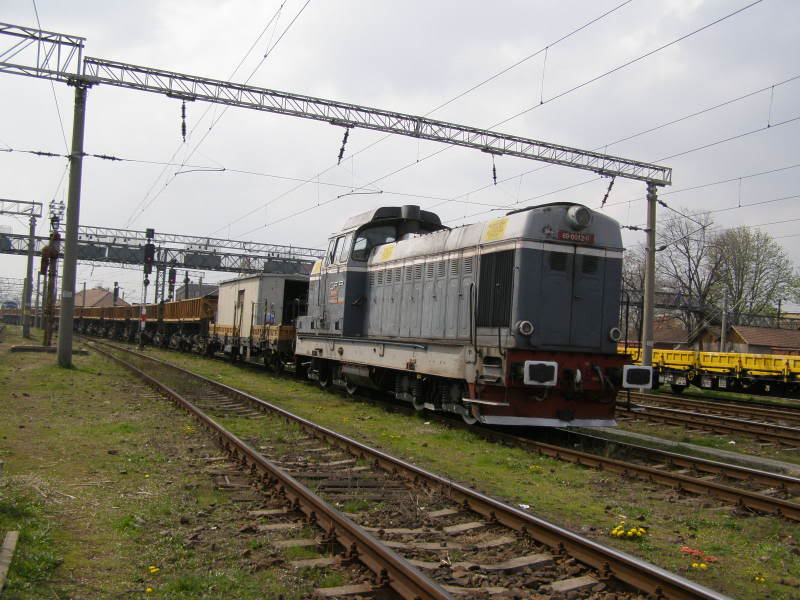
<box><xmin>344</xmin><ymin>380</ymin><xmax>358</xmax><ymax>397</ymax></box>
<box><xmin>462</xmin><ymin>406</ymin><xmax>479</xmax><ymax>425</ymax></box>
<box><xmin>412</xmin><ymin>393</ymin><xmax>426</xmax><ymax>412</ymax></box>
<box><xmin>670</xmin><ymin>384</ymin><xmax>686</xmax><ymax>394</ymax></box>
<box><xmin>317</xmin><ymin>370</ymin><xmax>332</xmax><ymax>389</ymax></box>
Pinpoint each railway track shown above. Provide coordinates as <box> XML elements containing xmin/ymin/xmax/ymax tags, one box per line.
<box><xmin>96</xmin><ymin>338</ymin><xmax>800</xmax><ymax>520</ymax></box>
<box><xmin>615</xmin><ymin>402</ymin><xmax>800</xmax><ymax>447</ymax></box>
<box><xmin>514</xmin><ymin>429</ymin><xmax>800</xmax><ymax>521</ymax></box>
<box><xmin>628</xmin><ymin>391</ymin><xmax>800</xmax><ymax>427</ymax></box>
<box><xmin>88</xmin><ymin>339</ymin><xmax>728</xmax><ymax>600</ymax></box>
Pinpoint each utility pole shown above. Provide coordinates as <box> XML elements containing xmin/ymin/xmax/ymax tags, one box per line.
<box><xmin>34</xmin><ymin>272</ymin><xmax>41</xmax><ymax>329</ymax></box>
<box><xmin>21</xmin><ymin>213</ymin><xmax>36</xmax><ymax>338</ymax></box>
<box><xmin>57</xmin><ymin>79</ymin><xmax>91</xmax><ymax>367</ymax></box>
<box><xmin>159</xmin><ymin>255</ymin><xmax>166</xmax><ymax>304</ymax></box>
<box><xmin>0</xmin><ymin>200</ymin><xmax>43</xmax><ymax>337</ymax></box>
<box><xmin>719</xmin><ymin>296</ymin><xmax>727</xmax><ymax>352</ymax></box>
<box><xmin>153</xmin><ymin>251</ymin><xmax>161</xmax><ymax>303</ymax></box>
<box><xmin>641</xmin><ymin>183</ymin><xmax>658</xmax><ymax>367</ymax></box>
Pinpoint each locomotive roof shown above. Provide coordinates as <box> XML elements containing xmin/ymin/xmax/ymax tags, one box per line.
<box><xmin>341</xmin><ymin>205</ymin><xmax>444</xmax><ymax>232</ymax></box>
<box><xmin>368</xmin><ymin>203</ymin><xmax>623</xmax><ymax>264</ymax></box>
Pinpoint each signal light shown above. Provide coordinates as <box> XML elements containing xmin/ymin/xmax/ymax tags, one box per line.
<box><xmin>143</xmin><ymin>242</ymin><xmax>155</xmax><ymax>274</ymax></box>
<box><xmin>168</xmin><ymin>268</ymin><xmax>176</xmax><ymax>285</ymax></box>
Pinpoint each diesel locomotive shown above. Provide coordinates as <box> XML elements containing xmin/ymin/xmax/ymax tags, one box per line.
<box><xmin>296</xmin><ymin>203</ymin><xmax>631</xmax><ymax>426</ymax></box>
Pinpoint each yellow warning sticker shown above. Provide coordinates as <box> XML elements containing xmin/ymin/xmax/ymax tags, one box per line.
<box><xmin>482</xmin><ymin>218</ymin><xmax>508</xmax><ymax>242</ymax></box>
<box><xmin>378</xmin><ymin>244</ymin><xmax>395</xmax><ymax>261</ymax></box>
<box><xmin>311</xmin><ymin>259</ymin><xmax>322</xmax><ymax>275</ymax></box>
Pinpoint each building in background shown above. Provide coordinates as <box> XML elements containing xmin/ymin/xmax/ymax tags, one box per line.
<box><xmin>72</xmin><ymin>287</ymin><xmax>130</xmax><ymax>308</ymax></box>
<box><xmin>173</xmin><ymin>283</ymin><xmax>218</xmax><ymax>300</ymax></box>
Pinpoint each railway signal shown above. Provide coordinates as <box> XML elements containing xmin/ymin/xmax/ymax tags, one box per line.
<box><xmin>143</xmin><ymin>242</ymin><xmax>155</xmax><ymax>274</ymax></box>
<box><xmin>168</xmin><ymin>267</ymin><xmax>176</xmax><ymax>301</ymax></box>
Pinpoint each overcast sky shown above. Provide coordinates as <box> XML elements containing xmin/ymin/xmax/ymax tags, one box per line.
<box><xmin>1</xmin><ymin>0</ymin><xmax>798</xmax><ymax>305</ymax></box>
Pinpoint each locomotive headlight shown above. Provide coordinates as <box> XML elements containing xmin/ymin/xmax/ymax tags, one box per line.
<box><xmin>516</xmin><ymin>320</ymin><xmax>534</xmax><ymax>336</ymax></box>
<box><xmin>567</xmin><ymin>205</ymin><xmax>591</xmax><ymax>230</ymax></box>
<box><xmin>608</xmin><ymin>327</ymin><xmax>622</xmax><ymax>342</ymax></box>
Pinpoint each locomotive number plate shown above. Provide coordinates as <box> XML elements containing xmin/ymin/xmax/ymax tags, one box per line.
<box><xmin>557</xmin><ymin>230</ymin><xmax>594</xmax><ymax>243</ymax></box>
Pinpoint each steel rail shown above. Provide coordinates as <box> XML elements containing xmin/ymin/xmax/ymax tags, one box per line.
<box><xmin>90</xmin><ymin>340</ymin><xmax>729</xmax><ymax>600</ymax></box>
<box><xmin>91</xmin><ymin>341</ymin><xmax>450</xmax><ymax>600</ymax></box>
<box><xmin>630</xmin><ymin>392</ymin><xmax>800</xmax><ymax>426</ymax></box>
<box><xmin>567</xmin><ymin>431</ymin><xmax>800</xmax><ymax>490</ymax></box>
<box><xmin>617</xmin><ymin>405</ymin><xmax>800</xmax><ymax>446</ymax></box>
<box><xmin>473</xmin><ymin>429</ymin><xmax>800</xmax><ymax>520</ymax></box>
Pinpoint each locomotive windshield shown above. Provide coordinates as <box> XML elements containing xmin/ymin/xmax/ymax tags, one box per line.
<box><xmin>351</xmin><ymin>225</ymin><xmax>396</xmax><ymax>261</ymax></box>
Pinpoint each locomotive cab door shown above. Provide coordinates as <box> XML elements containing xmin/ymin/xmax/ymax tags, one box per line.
<box><xmin>538</xmin><ymin>248</ymin><xmax>604</xmax><ymax>349</ymax></box>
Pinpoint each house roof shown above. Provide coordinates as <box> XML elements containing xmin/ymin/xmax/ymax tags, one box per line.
<box><xmin>73</xmin><ymin>287</ymin><xmax>130</xmax><ymax>307</ymax></box>
<box><xmin>173</xmin><ymin>283</ymin><xmax>218</xmax><ymax>299</ymax></box>
<box><xmin>654</xmin><ymin>324</ymin><xmax>688</xmax><ymax>344</ymax></box>
<box><xmin>731</xmin><ymin>325</ymin><xmax>800</xmax><ymax>349</ymax></box>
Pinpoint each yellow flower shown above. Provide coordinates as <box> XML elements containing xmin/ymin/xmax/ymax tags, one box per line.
<box><xmin>691</xmin><ymin>563</ymin><xmax>699</xmax><ymax>568</ymax></box>
<box><xmin>145</xmin><ymin>588</ymin><xmax>153</xmax><ymax>593</ymax></box>
<box><xmin>144</xmin><ymin>474</ymin><xmax>150</xmax><ymax>478</ymax></box>
<box><xmin>699</xmin><ymin>563</ymin><xmax>708</xmax><ymax>569</ymax></box>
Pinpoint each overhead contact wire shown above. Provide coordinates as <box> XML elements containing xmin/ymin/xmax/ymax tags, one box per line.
<box><xmin>262</xmin><ymin>0</ymin><xmax>767</xmax><ymax>231</ymax></box>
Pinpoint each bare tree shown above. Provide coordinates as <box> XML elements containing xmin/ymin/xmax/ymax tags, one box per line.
<box><xmin>711</xmin><ymin>227</ymin><xmax>800</xmax><ymax>324</ymax></box>
<box><xmin>655</xmin><ymin>209</ymin><xmax>722</xmax><ymax>338</ymax></box>
<box><xmin>621</xmin><ymin>245</ymin><xmax>646</xmax><ymax>341</ymax></box>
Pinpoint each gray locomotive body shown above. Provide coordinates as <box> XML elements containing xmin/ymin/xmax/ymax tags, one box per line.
<box><xmin>296</xmin><ymin>203</ymin><xmax>626</xmax><ymax>426</ymax></box>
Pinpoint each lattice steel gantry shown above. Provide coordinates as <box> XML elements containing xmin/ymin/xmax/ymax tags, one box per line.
<box><xmin>1</xmin><ymin>21</ymin><xmax>672</xmax><ymax>367</ymax></box>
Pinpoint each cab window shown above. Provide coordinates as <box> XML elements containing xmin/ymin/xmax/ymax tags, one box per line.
<box><xmin>336</xmin><ymin>233</ymin><xmax>353</xmax><ymax>263</ymax></box>
<box><xmin>351</xmin><ymin>226</ymin><xmax>397</xmax><ymax>261</ymax></box>
<box><xmin>326</xmin><ymin>236</ymin><xmax>343</xmax><ymax>266</ymax></box>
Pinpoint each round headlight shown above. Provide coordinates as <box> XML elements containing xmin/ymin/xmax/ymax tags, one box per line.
<box><xmin>516</xmin><ymin>320</ymin><xmax>534</xmax><ymax>336</ymax></box>
<box><xmin>567</xmin><ymin>205</ymin><xmax>591</xmax><ymax>230</ymax></box>
<box><xmin>608</xmin><ymin>327</ymin><xmax>622</xmax><ymax>342</ymax></box>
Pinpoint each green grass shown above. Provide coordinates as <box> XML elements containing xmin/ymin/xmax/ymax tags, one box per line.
<box><xmin>0</xmin><ymin>487</ymin><xmax>63</xmax><ymax>597</ymax></box>
<box><xmin>0</xmin><ymin>326</ymin><xmax>351</xmax><ymax>599</ymax></box>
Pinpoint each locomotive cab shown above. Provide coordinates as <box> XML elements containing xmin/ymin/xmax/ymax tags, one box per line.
<box><xmin>299</xmin><ymin>205</ymin><xmax>445</xmax><ymax>337</ymax></box>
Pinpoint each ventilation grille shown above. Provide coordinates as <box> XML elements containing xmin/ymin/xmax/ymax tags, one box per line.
<box><xmin>463</xmin><ymin>257</ymin><xmax>473</xmax><ymax>274</ymax></box>
<box><xmin>477</xmin><ymin>250</ymin><xmax>514</xmax><ymax>327</ymax></box>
